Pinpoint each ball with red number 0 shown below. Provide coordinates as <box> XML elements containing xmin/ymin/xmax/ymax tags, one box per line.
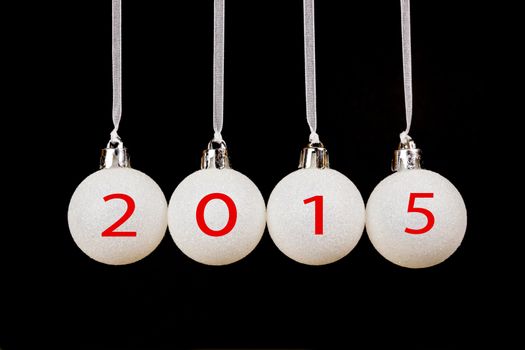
<box><xmin>167</xmin><ymin>169</ymin><xmax>266</xmax><ymax>265</ymax></box>
<box><xmin>267</xmin><ymin>168</ymin><xmax>365</xmax><ymax>265</ymax></box>
<box><xmin>68</xmin><ymin>168</ymin><xmax>168</xmax><ymax>265</ymax></box>
<box><xmin>366</xmin><ymin>169</ymin><xmax>467</xmax><ymax>268</ymax></box>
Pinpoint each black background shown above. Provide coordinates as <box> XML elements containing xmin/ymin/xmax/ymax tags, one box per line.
<box><xmin>1</xmin><ymin>1</ymin><xmax>514</xmax><ymax>349</ymax></box>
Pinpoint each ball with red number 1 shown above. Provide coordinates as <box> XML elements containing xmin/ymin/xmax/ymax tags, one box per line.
<box><xmin>68</xmin><ymin>168</ymin><xmax>168</xmax><ymax>265</ymax></box>
<box><xmin>366</xmin><ymin>169</ymin><xmax>467</xmax><ymax>268</ymax></box>
<box><xmin>267</xmin><ymin>168</ymin><xmax>366</xmax><ymax>265</ymax></box>
<box><xmin>167</xmin><ymin>169</ymin><xmax>266</xmax><ymax>265</ymax></box>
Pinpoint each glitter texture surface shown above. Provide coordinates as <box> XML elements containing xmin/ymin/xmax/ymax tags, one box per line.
<box><xmin>366</xmin><ymin>169</ymin><xmax>467</xmax><ymax>268</ymax></box>
<box><xmin>168</xmin><ymin>169</ymin><xmax>266</xmax><ymax>265</ymax></box>
<box><xmin>267</xmin><ymin>168</ymin><xmax>365</xmax><ymax>265</ymax></box>
<box><xmin>68</xmin><ymin>168</ymin><xmax>168</xmax><ymax>265</ymax></box>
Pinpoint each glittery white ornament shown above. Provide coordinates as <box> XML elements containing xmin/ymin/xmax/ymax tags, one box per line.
<box><xmin>68</xmin><ymin>2</ymin><xmax>168</xmax><ymax>266</ymax></box>
<box><xmin>366</xmin><ymin>140</ymin><xmax>467</xmax><ymax>268</ymax></box>
<box><xmin>68</xmin><ymin>166</ymin><xmax>168</xmax><ymax>265</ymax></box>
<box><xmin>267</xmin><ymin>143</ymin><xmax>365</xmax><ymax>265</ymax></box>
<box><xmin>168</xmin><ymin>142</ymin><xmax>266</xmax><ymax>266</ymax></box>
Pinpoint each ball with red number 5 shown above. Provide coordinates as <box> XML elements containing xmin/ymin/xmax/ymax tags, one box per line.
<box><xmin>167</xmin><ymin>168</ymin><xmax>266</xmax><ymax>266</ymax></box>
<box><xmin>68</xmin><ymin>167</ymin><xmax>168</xmax><ymax>265</ymax></box>
<box><xmin>366</xmin><ymin>169</ymin><xmax>467</xmax><ymax>268</ymax></box>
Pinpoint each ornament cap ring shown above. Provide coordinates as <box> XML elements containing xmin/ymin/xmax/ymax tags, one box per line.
<box><xmin>100</xmin><ymin>138</ymin><xmax>130</xmax><ymax>169</ymax></box>
<box><xmin>299</xmin><ymin>141</ymin><xmax>330</xmax><ymax>169</ymax></box>
<box><xmin>392</xmin><ymin>136</ymin><xmax>422</xmax><ymax>172</ymax></box>
<box><xmin>201</xmin><ymin>139</ymin><xmax>231</xmax><ymax>170</ymax></box>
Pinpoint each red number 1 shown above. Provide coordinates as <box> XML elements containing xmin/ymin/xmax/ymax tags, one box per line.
<box><xmin>304</xmin><ymin>195</ymin><xmax>324</xmax><ymax>235</ymax></box>
<box><xmin>405</xmin><ymin>193</ymin><xmax>435</xmax><ymax>234</ymax></box>
<box><xmin>101</xmin><ymin>193</ymin><xmax>137</xmax><ymax>237</ymax></box>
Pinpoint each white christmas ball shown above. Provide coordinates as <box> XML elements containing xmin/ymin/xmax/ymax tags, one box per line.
<box><xmin>68</xmin><ymin>168</ymin><xmax>168</xmax><ymax>265</ymax></box>
<box><xmin>168</xmin><ymin>169</ymin><xmax>266</xmax><ymax>265</ymax></box>
<box><xmin>267</xmin><ymin>168</ymin><xmax>365</xmax><ymax>265</ymax></box>
<box><xmin>366</xmin><ymin>169</ymin><xmax>467</xmax><ymax>268</ymax></box>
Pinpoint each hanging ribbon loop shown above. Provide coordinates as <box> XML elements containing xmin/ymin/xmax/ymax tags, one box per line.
<box><xmin>303</xmin><ymin>0</ymin><xmax>319</xmax><ymax>144</ymax></box>
<box><xmin>213</xmin><ymin>0</ymin><xmax>225</xmax><ymax>142</ymax></box>
<box><xmin>400</xmin><ymin>0</ymin><xmax>413</xmax><ymax>143</ymax></box>
<box><xmin>110</xmin><ymin>0</ymin><xmax>122</xmax><ymax>143</ymax></box>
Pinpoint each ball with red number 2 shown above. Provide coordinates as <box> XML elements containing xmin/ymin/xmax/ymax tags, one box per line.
<box><xmin>68</xmin><ymin>168</ymin><xmax>168</xmax><ymax>265</ymax></box>
<box><xmin>366</xmin><ymin>169</ymin><xmax>467</xmax><ymax>268</ymax></box>
<box><xmin>167</xmin><ymin>169</ymin><xmax>266</xmax><ymax>265</ymax></box>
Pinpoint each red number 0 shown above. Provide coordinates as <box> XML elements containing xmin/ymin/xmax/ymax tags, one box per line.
<box><xmin>101</xmin><ymin>193</ymin><xmax>137</xmax><ymax>237</ymax></box>
<box><xmin>405</xmin><ymin>193</ymin><xmax>435</xmax><ymax>234</ymax></box>
<box><xmin>196</xmin><ymin>193</ymin><xmax>237</xmax><ymax>237</ymax></box>
<box><xmin>304</xmin><ymin>195</ymin><xmax>324</xmax><ymax>235</ymax></box>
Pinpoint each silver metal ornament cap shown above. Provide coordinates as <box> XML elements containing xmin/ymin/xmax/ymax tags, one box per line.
<box><xmin>299</xmin><ymin>141</ymin><xmax>330</xmax><ymax>169</ymax></box>
<box><xmin>100</xmin><ymin>138</ymin><xmax>130</xmax><ymax>169</ymax></box>
<box><xmin>391</xmin><ymin>136</ymin><xmax>422</xmax><ymax>171</ymax></box>
<box><xmin>201</xmin><ymin>139</ymin><xmax>231</xmax><ymax>170</ymax></box>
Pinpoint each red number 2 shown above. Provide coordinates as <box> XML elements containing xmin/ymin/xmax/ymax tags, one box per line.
<box><xmin>304</xmin><ymin>195</ymin><xmax>324</xmax><ymax>235</ymax></box>
<box><xmin>405</xmin><ymin>193</ymin><xmax>435</xmax><ymax>234</ymax></box>
<box><xmin>101</xmin><ymin>193</ymin><xmax>137</xmax><ymax>237</ymax></box>
<box><xmin>196</xmin><ymin>193</ymin><xmax>238</xmax><ymax>237</ymax></box>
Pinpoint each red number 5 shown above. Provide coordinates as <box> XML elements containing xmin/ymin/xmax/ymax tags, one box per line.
<box><xmin>405</xmin><ymin>193</ymin><xmax>435</xmax><ymax>234</ymax></box>
<box><xmin>101</xmin><ymin>193</ymin><xmax>137</xmax><ymax>237</ymax></box>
